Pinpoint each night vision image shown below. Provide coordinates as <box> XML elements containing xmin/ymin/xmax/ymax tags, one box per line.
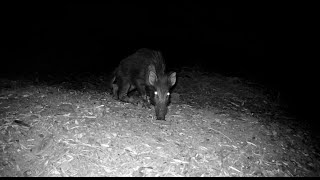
<box><xmin>0</xmin><ymin>2</ymin><xmax>318</xmax><ymax>177</ymax></box>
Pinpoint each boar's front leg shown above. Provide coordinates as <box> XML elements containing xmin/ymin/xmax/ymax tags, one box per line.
<box><xmin>134</xmin><ymin>79</ymin><xmax>151</xmax><ymax>108</ymax></box>
<box><xmin>118</xmin><ymin>78</ymin><xmax>131</xmax><ymax>103</ymax></box>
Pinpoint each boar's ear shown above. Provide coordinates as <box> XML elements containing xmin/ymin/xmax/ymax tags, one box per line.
<box><xmin>169</xmin><ymin>72</ymin><xmax>176</xmax><ymax>86</ymax></box>
<box><xmin>148</xmin><ymin>65</ymin><xmax>157</xmax><ymax>86</ymax></box>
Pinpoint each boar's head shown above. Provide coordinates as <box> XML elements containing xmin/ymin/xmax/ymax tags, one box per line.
<box><xmin>147</xmin><ymin>65</ymin><xmax>176</xmax><ymax>120</ymax></box>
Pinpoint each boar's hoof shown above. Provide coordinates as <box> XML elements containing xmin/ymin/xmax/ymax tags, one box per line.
<box><xmin>141</xmin><ymin>100</ymin><xmax>151</xmax><ymax>109</ymax></box>
<box><xmin>120</xmin><ymin>96</ymin><xmax>132</xmax><ymax>103</ymax></box>
<box><xmin>113</xmin><ymin>94</ymin><xmax>119</xmax><ymax>100</ymax></box>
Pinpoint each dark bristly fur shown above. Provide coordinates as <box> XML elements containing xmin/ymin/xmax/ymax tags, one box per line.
<box><xmin>112</xmin><ymin>48</ymin><xmax>176</xmax><ymax>120</ymax></box>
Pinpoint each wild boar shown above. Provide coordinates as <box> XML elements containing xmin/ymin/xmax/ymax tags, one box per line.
<box><xmin>112</xmin><ymin>48</ymin><xmax>176</xmax><ymax>120</ymax></box>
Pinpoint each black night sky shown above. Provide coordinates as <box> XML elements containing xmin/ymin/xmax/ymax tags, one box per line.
<box><xmin>0</xmin><ymin>3</ymin><xmax>314</xmax><ymax>121</ymax></box>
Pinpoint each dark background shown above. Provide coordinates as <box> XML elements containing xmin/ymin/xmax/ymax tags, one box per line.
<box><xmin>0</xmin><ymin>3</ymin><xmax>315</xmax><ymax>122</ymax></box>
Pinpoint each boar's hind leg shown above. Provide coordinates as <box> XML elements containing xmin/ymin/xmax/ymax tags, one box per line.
<box><xmin>112</xmin><ymin>83</ymin><xmax>119</xmax><ymax>99</ymax></box>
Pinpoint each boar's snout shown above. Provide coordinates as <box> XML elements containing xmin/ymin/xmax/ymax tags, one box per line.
<box><xmin>155</xmin><ymin>104</ymin><xmax>168</xmax><ymax>120</ymax></box>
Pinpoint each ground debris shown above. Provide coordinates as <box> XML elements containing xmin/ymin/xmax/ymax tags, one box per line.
<box><xmin>0</xmin><ymin>74</ymin><xmax>319</xmax><ymax>177</ymax></box>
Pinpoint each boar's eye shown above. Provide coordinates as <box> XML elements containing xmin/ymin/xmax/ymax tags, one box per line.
<box><xmin>166</xmin><ymin>92</ymin><xmax>170</xmax><ymax>96</ymax></box>
<box><xmin>154</xmin><ymin>91</ymin><xmax>158</xmax><ymax>96</ymax></box>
